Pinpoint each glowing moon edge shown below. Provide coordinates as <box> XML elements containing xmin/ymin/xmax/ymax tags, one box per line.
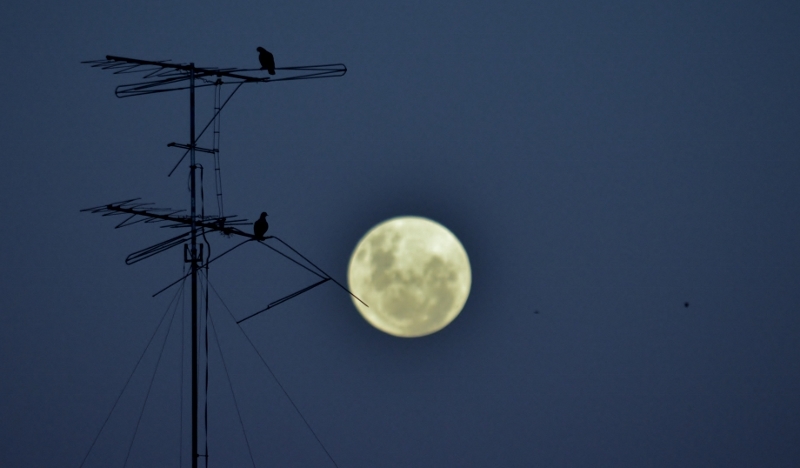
<box><xmin>347</xmin><ymin>216</ymin><xmax>471</xmax><ymax>338</ymax></box>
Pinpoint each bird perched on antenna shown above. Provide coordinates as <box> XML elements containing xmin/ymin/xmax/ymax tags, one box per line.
<box><xmin>254</xmin><ymin>212</ymin><xmax>269</xmax><ymax>239</ymax></box>
<box><xmin>257</xmin><ymin>47</ymin><xmax>275</xmax><ymax>75</ymax></box>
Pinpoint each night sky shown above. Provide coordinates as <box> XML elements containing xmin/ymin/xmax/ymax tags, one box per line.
<box><xmin>2</xmin><ymin>1</ymin><xmax>799</xmax><ymax>466</ymax></box>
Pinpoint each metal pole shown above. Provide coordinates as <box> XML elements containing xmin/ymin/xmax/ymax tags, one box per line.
<box><xmin>190</xmin><ymin>64</ymin><xmax>198</xmax><ymax>468</ymax></box>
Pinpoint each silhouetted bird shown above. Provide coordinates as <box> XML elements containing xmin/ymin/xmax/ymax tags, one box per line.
<box><xmin>254</xmin><ymin>212</ymin><xmax>269</xmax><ymax>239</ymax></box>
<box><xmin>684</xmin><ymin>302</ymin><xmax>690</xmax><ymax>308</ymax></box>
<box><xmin>257</xmin><ymin>47</ymin><xmax>275</xmax><ymax>75</ymax></box>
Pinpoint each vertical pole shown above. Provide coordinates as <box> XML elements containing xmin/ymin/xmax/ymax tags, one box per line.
<box><xmin>190</xmin><ymin>64</ymin><xmax>198</xmax><ymax>468</ymax></box>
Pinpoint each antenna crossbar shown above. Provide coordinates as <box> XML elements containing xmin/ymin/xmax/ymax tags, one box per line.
<box><xmin>168</xmin><ymin>142</ymin><xmax>217</xmax><ymax>154</ymax></box>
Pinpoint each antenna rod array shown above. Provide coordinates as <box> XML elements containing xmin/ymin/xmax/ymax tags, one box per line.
<box><xmin>83</xmin><ymin>55</ymin><xmax>346</xmax><ymax>97</ymax></box>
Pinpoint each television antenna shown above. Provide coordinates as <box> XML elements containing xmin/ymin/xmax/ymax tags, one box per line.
<box><xmin>79</xmin><ymin>53</ymin><xmax>363</xmax><ymax>467</ymax></box>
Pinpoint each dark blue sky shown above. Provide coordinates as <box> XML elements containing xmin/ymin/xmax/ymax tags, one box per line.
<box><xmin>1</xmin><ymin>1</ymin><xmax>799</xmax><ymax>466</ymax></box>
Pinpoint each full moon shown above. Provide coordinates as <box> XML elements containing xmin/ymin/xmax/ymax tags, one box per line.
<box><xmin>347</xmin><ymin>216</ymin><xmax>471</xmax><ymax>337</ymax></box>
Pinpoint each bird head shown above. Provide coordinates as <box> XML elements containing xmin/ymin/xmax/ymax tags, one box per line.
<box><xmin>257</xmin><ymin>47</ymin><xmax>266</xmax><ymax>52</ymax></box>
<box><xmin>260</xmin><ymin>212</ymin><xmax>268</xmax><ymax>218</ymax></box>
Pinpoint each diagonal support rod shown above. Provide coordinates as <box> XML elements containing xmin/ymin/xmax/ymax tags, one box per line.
<box><xmin>237</xmin><ymin>278</ymin><xmax>331</xmax><ymax>324</ymax></box>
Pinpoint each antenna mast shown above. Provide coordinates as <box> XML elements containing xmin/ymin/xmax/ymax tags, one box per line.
<box><xmin>81</xmin><ymin>53</ymin><xmax>359</xmax><ymax>467</ymax></box>
<box><xmin>189</xmin><ymin>63</ymin><xmax>199</xmax><ymax>468</ymax></box>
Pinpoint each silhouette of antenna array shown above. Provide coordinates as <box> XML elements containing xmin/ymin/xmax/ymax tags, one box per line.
<box><xmin>80</xmin><ymin>53</ymin><xmax>358</xmax><ymax>468</ymax></box>
<box><xmin>80</xmin><ymin>198</ymin><xmax>251</xmax><ymax>264</ymax></box>
<box><xmin>83</xmin><ymin>55</ymin><xmax>346</xmax><ymax>97</ymax></box>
